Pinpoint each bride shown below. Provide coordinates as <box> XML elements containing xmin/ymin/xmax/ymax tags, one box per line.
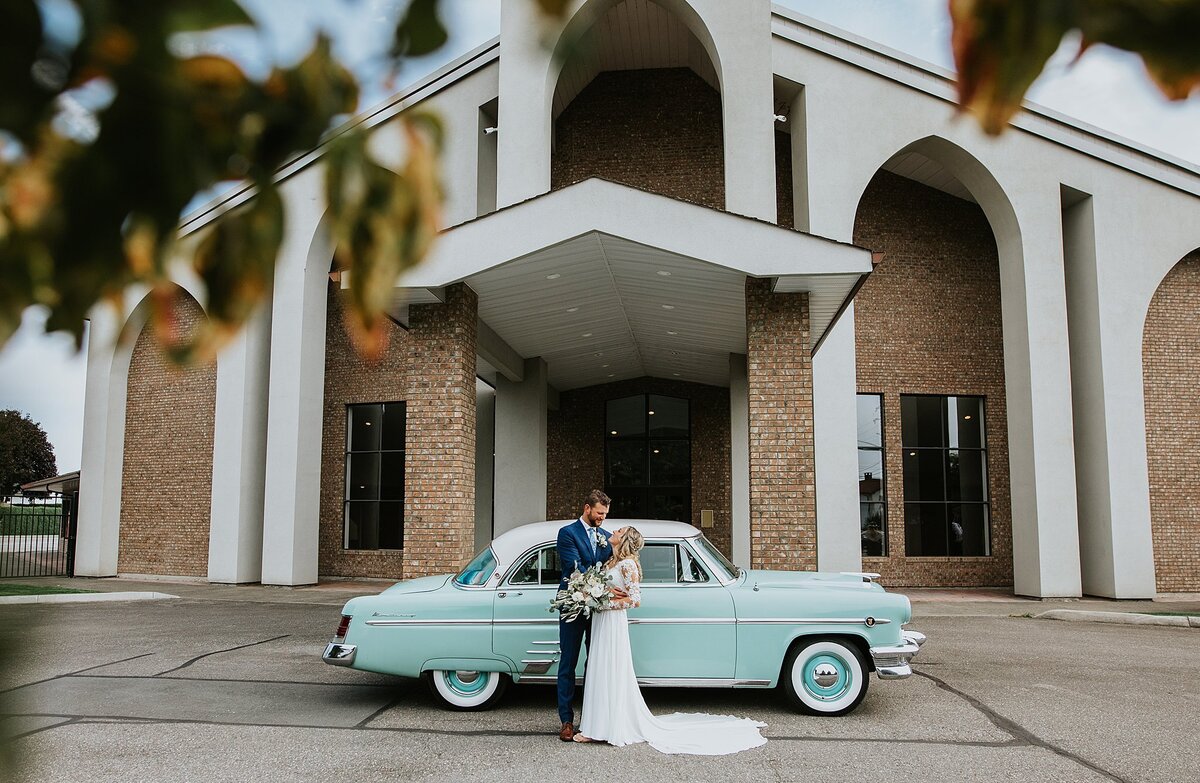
<box><xmin>572</xmin><ymin>526</ymin><xmax>767</xmax><ymax>754</ymax></box>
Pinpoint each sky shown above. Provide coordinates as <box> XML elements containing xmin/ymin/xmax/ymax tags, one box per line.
<box><xmin>1</xmin><ymin>0</ymin><xmax>1197</xmax><ymax>475</ymax></box>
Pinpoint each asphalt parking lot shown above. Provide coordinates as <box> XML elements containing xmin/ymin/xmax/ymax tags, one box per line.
<box><xmin>1</xmin><ymin>581</ymin><xmax>1197</xmax><ymax>783</ymax></box>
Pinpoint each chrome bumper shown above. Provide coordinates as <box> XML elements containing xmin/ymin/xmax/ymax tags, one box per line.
<box><xmin>322</xmin><ymin>642</ymin><xmax>357</xmax><ymax>667</ymax></box>
<box><xmin>869</xmin><ymin>630</ymin><xmax>925</xmax><ymax>679</ymax></box>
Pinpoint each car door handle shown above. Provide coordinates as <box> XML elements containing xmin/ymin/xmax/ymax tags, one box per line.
<box><xmin>498</xmin><ymin>592</ymin><xmax>523</xmax><ymax>598</ymax></box>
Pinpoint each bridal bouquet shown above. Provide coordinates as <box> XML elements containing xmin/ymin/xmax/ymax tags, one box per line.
<box><xmin>549</xmin><ymin>563</ymin><xmax>612</xmax><ymax>622</ymax></box>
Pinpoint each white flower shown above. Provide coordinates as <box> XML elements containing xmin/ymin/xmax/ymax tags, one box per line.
<box><xmin>588</xmin><ymin>584</ymin><xmax>605</xmax><ymax>598</ymax></box>
<box><xmin>571</xmin><ymin>591</ymin><xmax>585</xmax><ymax>602</ymax></box>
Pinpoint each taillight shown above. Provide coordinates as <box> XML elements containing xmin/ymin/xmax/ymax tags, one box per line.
<box><xmin>335</xmin><ymin>615</ymin><xmax>351</xmax><ymax>640</ymax></box>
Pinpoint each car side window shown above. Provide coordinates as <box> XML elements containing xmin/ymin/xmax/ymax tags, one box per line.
<box><xmin>509</xmin><ymin>547</ymin><xmax>561</xmax><ymax>586</ymax></box>
<box><xmin>679</xmin><ymin>545</ymin><xmax>710</xmax><ymax>583</ymax></box>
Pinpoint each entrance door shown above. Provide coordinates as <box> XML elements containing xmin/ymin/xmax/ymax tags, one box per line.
<box><xmin>604</xmin><ymin>394</ymin><xmax>691</xmax><ymax>522</ymax></box>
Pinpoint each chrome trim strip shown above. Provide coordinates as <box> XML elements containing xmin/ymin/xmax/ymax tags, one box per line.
<box><xmin>514</xmin><ymin>676</ymin><xmax>770</xmax><ymax>687</ymax></box>
<box><xmin>627</xmin><ymin>618</ymin><xmax>736</xmax><ymax>625</ymax></box>
<box><xmin>365</xmin><ymin>618</ymin><xmax>492</xmax><ymax>626</ymax></box>
<box><xmin>736</xmin><ymin>617</ymin><xmax>890</xmax><ymax>626</ymax></box>
<box><xmin>368</xmin><ymin>616</ymin><xmax>887</xmax><ymax>627</ymax></box>
<box><xmin>530</xmin><ymin>640</ymin><xmax>560</xmax><ymax>645</ymax></box>
<box><xmin>520</xmin><ymin>659</ymin><xmax>555</xmax><ymax>665</ymax></box>
<box><xmin>525</xmin><ymin>651</ymin><xmax>561</xmax><ymax>656</ymax></box>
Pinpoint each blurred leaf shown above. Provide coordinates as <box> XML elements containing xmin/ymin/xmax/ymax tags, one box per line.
<box><xmin>325</xmin><ymin>119</ymin><xmax>441</xmax><ymax>359</ymax></box>
<box><xmin>392</xmin><ymin>0</ymin><xmax>448</xmax><ymax>57</ymax></box>
<box><xmin>165</xmin><ymin>0</ymin><xmax>253</xmax><ymax>34</ymax></box>
<box><xmin>0</xmin><ymin>0</ymin><xmax>55</xmax><ymax>146</ymax></box>
<box><xmin>951</xmin><ymin>0</ymin><xmax>1200</xmax><ymax>135</ymax></box>
<box><xmin>949</xmin><ymin>0</ymin><xmax>1071</xmax><ymax>135</ymax></box>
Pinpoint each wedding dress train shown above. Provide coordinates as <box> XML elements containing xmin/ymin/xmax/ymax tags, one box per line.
<box><xmin>577</xmin><ymin>558</ymin><xmax>767</xmax><ymax>755</ymax></box>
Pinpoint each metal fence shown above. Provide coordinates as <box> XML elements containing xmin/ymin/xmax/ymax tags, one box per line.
<box><xmin>0</xmin><ymin>492</ymin><xmax>76</xmax><ymax>578</ymax></box>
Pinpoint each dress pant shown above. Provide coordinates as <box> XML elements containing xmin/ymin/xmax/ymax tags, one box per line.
<box><xmin>557</xmin><ymin>613</ymin><xmax>592</xmax><ymax>723</ymax></box>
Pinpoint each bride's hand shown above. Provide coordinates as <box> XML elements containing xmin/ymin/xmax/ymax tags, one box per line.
<box><xmin>610</xmin><ymin>587</ymin><xmax>629</xmax><ymax>599</ymax></box>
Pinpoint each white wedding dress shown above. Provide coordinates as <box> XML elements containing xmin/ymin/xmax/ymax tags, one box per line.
<box><xmin>577</xmin><ymin>558</ymin><xmax>767</xmax><ymax>755</ymax></box>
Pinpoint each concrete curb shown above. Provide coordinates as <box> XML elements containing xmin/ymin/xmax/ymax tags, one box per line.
<box><xmin>0</xmin><ymin>591</ymin><xmax>178</xmax><ymax>605</ymax></box>
<box><xmin>1034</xmin><ymin>609</ymin><xmax>1200</xmax><ymax>628</ymax></box>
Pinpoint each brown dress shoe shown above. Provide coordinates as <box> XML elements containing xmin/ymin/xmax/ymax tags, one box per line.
<box><xmin>559</xmin><ymin>722</ymin><xmax>575</xmax><ymax>742</ymax></box>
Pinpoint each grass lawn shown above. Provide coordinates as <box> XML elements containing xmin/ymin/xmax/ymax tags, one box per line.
<box><xmin>0</xmin><ymin>583</ymin><xmax>95</xmax><ymax>596</ymax></box>
<box><xmin>0</xmin><ymin>504</ymin><xmax>64</xmax><ymax>535</ymax></box>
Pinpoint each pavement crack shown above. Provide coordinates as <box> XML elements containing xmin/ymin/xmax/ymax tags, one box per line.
<box><xmin>355</xmin><ymin>695</ymin><xmax>405</xmax><ymax>728</ymax></box>
<box><xmin>0</xmin><ymin>653</ymin><xmax>156</xmax><ymax>696</ymax></box>
<box><xmin>153</xmin><ymin>634</ymin><xmax>290</xmax><ymax>676</ymax></box>
<box><xmin>915</xmin><ymin>670</ymin><xmax>1131</xmax><ymax>783</ymax></box>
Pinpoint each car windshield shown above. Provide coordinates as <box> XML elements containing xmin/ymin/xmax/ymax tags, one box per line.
<box><xmin>455</xmin><ymin>547</ymin><xmax>497</xmax><ymax>586</ymax></box>
<box><xmin>692</xmin><ymin>534</ymin><xmax>739</xmax><ymax>580</ymax></box>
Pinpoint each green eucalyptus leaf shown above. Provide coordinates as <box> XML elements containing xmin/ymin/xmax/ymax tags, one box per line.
<box><xmin>392</xmin><ymin>0</ymin><xmax>448</xmax><ymax>57</ymax></box>
<box><xmin>164</xmin><ymin>0</ymin><xmax>253</xmax><ymax>34</ymax></box>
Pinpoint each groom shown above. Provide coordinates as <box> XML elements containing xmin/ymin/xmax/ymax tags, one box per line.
<box><xmin>555</xmin><ymin>489</ymin><xmax>624</xmax><ymax>741</ymax></box>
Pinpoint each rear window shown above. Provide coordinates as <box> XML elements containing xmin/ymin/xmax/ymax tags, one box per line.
<box><xmin>456</xmin><ymin>547</ymin><xmax>497</xmax><ymax>586</ymax></box>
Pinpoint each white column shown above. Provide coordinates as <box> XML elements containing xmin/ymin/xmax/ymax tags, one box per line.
<box><xmin>75</xmin><ymin>307</ymin><xmax>125</xmax><ymax>577</ymax></box>
<box><xmin>1002</xmin><ymin>200</ymin><xmax>1083</xmax><ymax>598</ymax></box>
<box><xmin>812</xmin><ymin>303</ymin><xmax>862</xmax><ymax>573</ymax></box>
<box><xmin>261</xmin><ymin>171</ymin><xmax>330</xmax><ymax>586</ymax></box>
<box><xmin>729</xmin><ymin>353</ymin><xmax>750</xmax><ymax>568</ymax></box>
<box><xmin>1065</xmin><ymin>195</ymin><xmax>1157</xmax><ymax>598</ymax></box>
<box><xmin>493</xmin><ymin>357</ymin><xmax>548</xmax><ymax>535</ymax></box>
<box><xmin>496</xmin><ymin>0</ymin><xmax>552</xmax><ymax>208</ymax></box>
<box><xmin>475</xmin><ymin>379</ymin><xmax>496</xmax><ymax>551</ymax></box>
<box><xmin>207</xmin><ymin>303</ymin><xmax>272</xmax><ymax>583</ymax></box>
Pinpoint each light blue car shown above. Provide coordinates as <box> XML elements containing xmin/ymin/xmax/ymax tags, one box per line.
<box><xmin>323</xmin><ymin>520</ymin><xmax>925</xmax><ymax>715</ymax></box>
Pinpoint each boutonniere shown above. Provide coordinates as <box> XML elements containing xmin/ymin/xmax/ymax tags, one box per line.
<box><xmin>596</xmin><ymin>532</ymin><xmax>609</xmax><ymax>549</ymax></box>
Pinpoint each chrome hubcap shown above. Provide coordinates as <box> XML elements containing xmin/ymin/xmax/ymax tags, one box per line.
<box><xmin>813</xmin><ymin>663</ymin><xmax>839</xmax><ymax>688</ymax></box>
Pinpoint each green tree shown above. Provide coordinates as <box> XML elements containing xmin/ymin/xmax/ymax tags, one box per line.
<box><xmin>0</xmin><ymin>409</ymin><xmax>57</xmax><ymax>496</ymax></box>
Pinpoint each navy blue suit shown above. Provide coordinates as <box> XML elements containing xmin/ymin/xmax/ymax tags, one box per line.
<box><xmin>556</xmin><ymin>518</ymin><xmax>611</xmax><ymax>724</ymax></box>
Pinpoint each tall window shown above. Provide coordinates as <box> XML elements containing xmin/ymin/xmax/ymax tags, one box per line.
<box><xmin>605</xmin><ymin>394</ymin><xmax>690</xmax><ymax>522</ymax></box>
<box><xmin>857</xmin><ymin>394</ymin><xmax>887</xmax><ymax>556</ymax></box>
<box><xmin>901</xmin><ymin>396</ymin><xmax>989</xmax><ymax>557</ymax></box>
<box><xmin>345</xmin><ymin>402</ymin><xmax>406</xmax><ymax>550</ymax></box>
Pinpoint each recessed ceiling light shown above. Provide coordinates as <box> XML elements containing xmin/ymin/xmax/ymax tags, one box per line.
<box><xmin>546</xmin><ymin>273</ymin><xmax>561</xmax><ymax>280</ymax></box>
<box><xmin>653</xmin><ymin>449</ymin><xmax>660</xmax><ymax>454</ymax></box>
<box><xmin>673</xmin><ymin>373</ymin><xmax>681</xmax><ymax>377</ymax></box>
<box><xmin>566</xmin><ymin>307</ymin><xmax>578</xmax><ymax>313</ymax></box>
<box><xmin>364</xmin><ymin>422</ymin><xmax>372</xmax><ymax>426</ymax></box>
<box><xmin>662</xmin><ymin>304</ymin><xmax>675</xmax><ymax>310</ymax></box>
<box><xmin>964</xmin><ymin>415</ymin><xmax>973</xmax><ymax>420</ymax></box>
<box><xmin>602</xmin><ymin>364</ymin><xmax>609</xmax><ymax>368</ymax></box>
<box><xmin>648</xmin><ymin>410</ymin><xmax>655</xmax><ymax>415</ymax></box>
<box><xmin>667</xmin><ymin>330</ymin><xmax>678</xmax><ymax>335</ymax></box>
<box><xmin>608</xmin><ymin>374</ymin><xmax>615</xmax><ymax>378</ymax></box>
<box><xmin>657</xmin><ymin>270</ymin><xmax>671</xmax><ymax>277</ymax></box>
<box><xmin>582</xmin><ymin>332</ymin><xmax>592</xmax><ymax>338</ymax></box>
<box><xmin>611</xmin><ymin>430</ymin><xmax>618</xmax><ymax>435</ymax></box>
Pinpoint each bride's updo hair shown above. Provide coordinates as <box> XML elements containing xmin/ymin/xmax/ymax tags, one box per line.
<box><xmin>606</xmin><ymin>526</ymin><xmax>645</xmax><ymax>580</ymax></box>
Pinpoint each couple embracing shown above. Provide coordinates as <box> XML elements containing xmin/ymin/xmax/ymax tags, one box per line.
<box><xmin>554</xmin><ymin>490</ymin><xmax>767</xmax><ymax>755</ymax></box>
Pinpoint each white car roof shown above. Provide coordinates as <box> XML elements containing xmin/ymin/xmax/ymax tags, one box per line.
<box><xmin>488</xmin><ymin>519</ymin><xmax>701</xmax><ymax>569</ymax></box>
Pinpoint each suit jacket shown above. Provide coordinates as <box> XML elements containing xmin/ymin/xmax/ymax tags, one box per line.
<box><xmin>556</xmin><ymin>518</ymin><xmax>612</xmax><ymax>590</ymax></box>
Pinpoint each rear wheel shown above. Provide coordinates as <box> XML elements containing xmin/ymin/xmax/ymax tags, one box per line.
<box><xmin>427</xmin><ymin>669</ymin><xmax>508</xmax><ymax>711</ymax></box>
<box><xmin>782</xmin><ymin>638</ymin><xmax>868</xmax><ymax>716</ymax></box>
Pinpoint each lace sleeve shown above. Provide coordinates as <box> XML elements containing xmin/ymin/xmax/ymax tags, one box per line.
<box><xmin>608</xmin><ymin>559</ymin><xmax>641</xmax><ymax>610</ymax></box>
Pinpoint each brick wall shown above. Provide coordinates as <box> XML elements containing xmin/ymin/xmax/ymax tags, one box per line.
<box><xmin>1143</xmin><ymin>251</ymin><xmax>1200</xmax><ymax>593</ymax></box>
<box><xmin>745</xmin><ymin>278</ymin><xmax>817</xmax><ymax>571</ymax></box>
<box><xmin>552</xmin><ymin>67</ymin><xmax>724</xmax><ymax>210</ymax></box>
<box><xmin>852</xmin><ymin>170</ymin><xmax>1013</xmax><ymax>588</ymax></box>
<box><xmin>118</xmin><ymin>296</ymin><xmax>214</xmax><ymax>577</ymax></box>
<box><xmin>320</xmin><ymin>283</ymin><xmax>478</xmax><ymax>579</ymax></box>
<box><xmin>546</xmin><ymin>377</ymin><xmax>733</xmax><ymax>556</ymax></box>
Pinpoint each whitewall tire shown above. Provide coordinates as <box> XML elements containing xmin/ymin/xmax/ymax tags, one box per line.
<box><xmin>783</xmin><ymin>638</ymin><xmax>868</xmax><ymax>716</ymax></box>
<box><xmin>427</xmin><ymin>669</ymin><xmax>507</xmax><ymax>711</ymax></box>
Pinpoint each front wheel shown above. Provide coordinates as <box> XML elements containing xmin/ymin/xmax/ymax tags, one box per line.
<box><xmin>782</xmin><ymin>638</ymin><xmax>868</xmax><ymax>716</ymax></box>
<box><xmin>426</xmin><ymin>669</ymin><xmax>508</xmax><ymax>711</ymax></box>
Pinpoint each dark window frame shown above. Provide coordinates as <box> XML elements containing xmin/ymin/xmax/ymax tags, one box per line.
<box><xmin>344</xmin><ymin>401</ymin><xmax>406</xmax><ymax>551</ymax></box>
<box><xmin>857</xmin><ymin>393</ymin><xmax>887</xmax><ymax>557</ymax></box>
<box><xmin>603</xmin><ymin>393</ymin><xmax>691</xmax><ymax>523</ymax></box>
<box><xmin>900</xmin><ymin>394</ymin><xmax>991</xmax><ymax>558</ymax></box>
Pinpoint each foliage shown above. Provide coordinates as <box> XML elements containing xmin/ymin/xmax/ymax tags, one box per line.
<box><xmin>0</xmin><ymin>410</ymin><xmax>57</xmax><ymax>496</ymax></box>
<box><xmin>0</xmin><ymin>583</ymin><xmax>95</xmax><ymax>596</ymax></box>
<box><xmin>951</xmin><ymin>0</ymin><xmax>1200</xmax><ymax>135</ymax></box>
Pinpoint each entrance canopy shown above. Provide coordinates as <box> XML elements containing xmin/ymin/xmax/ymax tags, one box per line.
<box><xmin>372</xmin><ymin>179</ymin><xmax>872</xmax><ymax>390</ymax></box>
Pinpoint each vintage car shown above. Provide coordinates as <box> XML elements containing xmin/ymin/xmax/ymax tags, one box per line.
<box><xmin>323</xmin><ymin>520</ymin><xmax>925</xmax><ymax>715</ymax></box>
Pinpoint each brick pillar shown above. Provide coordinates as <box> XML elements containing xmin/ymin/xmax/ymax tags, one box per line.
<box><xmin>746</xmin><ymin>278</ymin><xmax>817</xmax><ymax>571</ymax></box>
<box><xmin>403</xmin><ymin>283</ymin><xmax>478</xmax><ymax>577</ymax></box>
